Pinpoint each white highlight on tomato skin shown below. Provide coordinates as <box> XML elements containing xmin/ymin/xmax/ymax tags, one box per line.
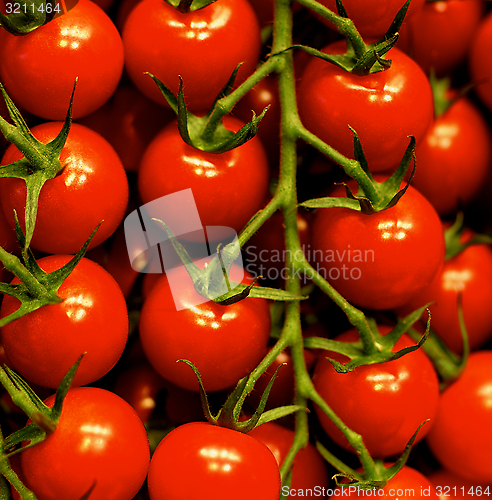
<box><xmin>199</xmin><ymin>446</ymin><xmax>241</xmax><ymax>473</ymax></box>
<box><xmin>78</xmin><ymin>424</ymin><xmax>112</xmax><ymax>452</ymax></box>
<box><xmin>64</xmin><ymin>294</ymin><xmax>94</xmax><ymax>321</ymax></box>
<box><xmin>441</xmin><ymin>269</ymin><xmax>473</xmax><ymax>292</ymax></box>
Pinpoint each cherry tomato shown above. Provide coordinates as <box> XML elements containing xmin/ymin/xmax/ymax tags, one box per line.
<box><xmin>0</xmin><ymin>122</ymin><xmax>129</xmax><ymax>255</ymax></box>
<box><xmin>469</xmin><ymin>10</ymin><xmax>492</xmax><ymax>112</ymax></box>
<box><xmin>427</xmin><ymin>351</ymin><xmax>492</xmax><ymax>483</ymax></box>
<box><xmin>0</xmin><ymin>255</ymin><xmax>128</xmax><ymax>388</ymax></box>
<box><xmin>147</xmin><ymin>421</ymin><xmax>280</xmax><ymax>500</ymax></box>
<box><xmin>0</xmin><ymin>0</ymin><xmax>124</xmax><ymax>120</ymax></box>
<box><xmin>313</xmin><ymin>0</ymin><xmax>426</xmax><ymax>42</ymax></box>
<box><xmin>396</xmin><ymin>229</ymin><xmax>492</xmax><ymax>354</ymax></box>
<box><xmin>138</xmin><ymin>116</ymin><xmax>269</xmax><ymax>238</ymax></box>
<box><xmin>310</xmin><ymin>181</ymin><xmax>445</xmax><ymax>311</ymax></box>
<box><xmin>139</xmin><ymin>264</ymin><xmax>271</xmax><ymax>392</ymax></box>
<box><xmin>313</xmin><ymin>326</ymin><xmax>440</xmax><ymax>458</ymax></box>
<box><xmin>409</xmin><ymin>94</ymin><xmax>491</xmax><ymax>216</ymax></box>
<box><xmin>297</xmin><ymin>41</ymin><xmax>433</xmax><ymax>173</ymax></box>
<box><xmin>332</xmin><ymin>464</ymin><xmax>437</xmax><ymax>498</ymax></box>
<box><xmin>398</xmin><ymin>0</ymin><xmax>485</xmax><ymax>76</ymax></box>
<box><xmin>248</xmin><ymin>421</ymin><xmax>329</xmax><ymax>494</ymax></box>
<box><xmin>122</xmin><ymin>0</ymin><xmax>261</xmax><ymax>113</ymax></box>
<box><xmin>77</xmin><ymin>84</ymin><xmax>173</xmax><ymax>172</ymax></box>
<box><xmin>21</xmin><ymin>387</ymin><xmax>150</xmax><ymax>500</ymax></box>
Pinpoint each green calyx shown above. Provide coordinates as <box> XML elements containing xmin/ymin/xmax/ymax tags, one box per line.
<box><xmin>0</xmin><ymin>80</ymin><xmax>76</xmax><ymax>254</ymax></box>
<box><xmin>178</xmin><ymin>359</ymin><xmax>304</xmax><ymax>433</ymax></box>
<box><xmin>300</xmin><ymin>130</ymin><xmax>416</xmax><ymax>214</ymax></box>
<box><xmin>164</xmin><ymin>0</ymin><xmax>217</xmax><ymax>14</ymax></box>
<box><xmin>0</xmin><ymin>220</ymin><xmax>100</xmax><ymax>328</ymax></box>
<box><xmin>293</xmin><ymin>0</ymin><xmax>411</xmax><ymax>75</ymax></box>
<box><xmin>146</xmin><ymin>67</ymin><xmax>269</xmax><ymax>154</ymax></box>
<box><xmin>0</xmin><ymin>0</ymin><xmax>59</xmax><ymax>35</ymax></box>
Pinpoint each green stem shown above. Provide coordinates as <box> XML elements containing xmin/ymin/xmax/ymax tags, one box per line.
<box><xmin>294</xmin><ymin>0</ymin><xmax>367</xmax><ymax>57</ymax></box>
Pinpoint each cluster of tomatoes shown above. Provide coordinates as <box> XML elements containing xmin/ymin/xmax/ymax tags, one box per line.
<box><xmin>0</xmin><ymin>0</ymin><xmax>492</xmax><ymax>498</ymax></box>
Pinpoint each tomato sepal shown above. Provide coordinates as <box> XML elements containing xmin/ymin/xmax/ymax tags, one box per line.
<box><xmin>146</xmin><ymin>72</ymin><xmax>269</xmax><ymax>153</ymax></box>
<box><xmin>0</xmin><ymin>0</ymin><xmax>58</xmax><ymax>35</ymax></box>
<box><xmin>0</xmin><ymin>81</ymin><xmax>76</xmax><ymax>252</ymax></box>
<box><xmin>163</xmin><ymin>0</ymin><xmax>217</xmax><ymax>13</ymax></box>
<box><xmin>0</xmin><ymin>219</ymin><xmax>101</xmax><ymax>327</ymax></box>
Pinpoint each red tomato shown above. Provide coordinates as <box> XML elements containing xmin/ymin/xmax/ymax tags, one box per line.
<box><xmin>112</xmin><ymin>363</ymin><xmax>166</xmax><ymax>424</ymax></box>
<box><xmin>469</xmin><ymin>10</ymin><xmax>492</xmax><ymax>112</ymax></box>
<box><xmin>147</xmin><ymin>422</ymin><xmax>280</xmax><ymax>500</ymax></box>
<box><xmin>331</xmin><ymin>464</ymin><xmax>437</xmax><ymax>498</ymax></box>
<box><xmin>396</xmin><ymin>230</ymin><xmax>492</xmax><ymax>354</ymax></box>
<box><xmin>409</xmin><ymin>94</ymin><xmax>491</xmax><ymax>216</ymax></box>
<box><xmin>21</xmin><ymin>387</ymin><xmax>150</xmax><ymax>500</ymax></box>
<box><xmin>122</xmin><ymin>0</ymin><xmax>261</xmax><ymax>113</ymax></box>
<box><xmin>398</xmin><ymin>0</ymin><xmax>486</xmax><ymax>76</ymax></box>
<box><xmin>138</xmin><ymin>116</ymin><xmax>269</xmax><ymax>238</ymax></box>
<box><xmin>0</xmin><ymin>0</ymin><xmax>124</xmax><ymax>120</ymax></box>
<box><xmin>310</xmin><ymin>181</ymin><xmax>445</xmax><ymax>311</ymax></box>
<box><xmin>313</xmin><ymin>0</ymin><xmax>426</xmax><ymax>41</ymax></box>
<box><xmin>313</xmin><ymin>326</ymin><xmax>440</xmax><ymax>458</ymax></box>
<box><xmin>76</xmin><ymin>84</ymin><xmax>173</xmax><ymax>172</ymax></box>
<box><xmin>139</xmin><ymin>264</ymin><xmax>271</xmax><ymax>392</ymax></box>
<box><xmin>0</xmin><ymin>255</ymin><xmax>128</xmax><ymax>388</ymax></box>
<box><xmin>248</xmin><ymin>421</ymin><xmax>329</xmax><ymax>495</ymax></box>
<box><xmin>427</xmin><ymin>351</ymin><xmax>492</xmax><ymax>483</ymax></box>
<box><xmin>297</xmin><ymin>41</ymin><xmax>433</xmax><ymax>173</ymax></box>
<box><xmin>0</xmin><ymin>122</ymin><xmax>129</xmax><ymax>254</ymax></box>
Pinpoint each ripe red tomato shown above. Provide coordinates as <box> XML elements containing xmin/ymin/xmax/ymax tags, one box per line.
<box><xmin>0</xmin><ymin>122</ymin><xmax>129</xmax><ymax>254</ymax></box>
<box><xmin>312</xmin><ymin>0</ymin><xmax>426</xmax><ymax>43</ymax></box>
<box><xmin>0</xmin><ymin>255</ymin><xmax>128</xmax><ymax>388</ymax></box>
<box><xmin>427</xmin><ymin>351</ymin><xmax>492</xmax><ymax>483</ymax></box>
<box><xmin>21</xmin><ymin>387</ymin><xmax>150</xmax><ymax>500</ymax></box>
<box><xmin>395</xmin><ymin>230</ymin><xmax>492</xmax><ymax>354</ymax></box>
<box><xmin>310</xmin><ymin>181</ymin><xmax>445</xmax><ymax>311</ymax></box>
<box><xmin>398</xmin><ymin>0</ymin><xmax>485</xmax><ymax>76</ymax></box>
<box><xmin>331</xmin><ymin>464</ymin><xmax>437</xmax><ymax>498</ymax></box>
<box><xmin>469</xmin><ymin>10</ymin><xmax>492</xmax><ymax>112</ymax></box>
<box><xmin>409</xmin><ymin>94</ymin><xmax>491</xmax><ymax>216</ymax></box>
<box><xmin>147</xmin><ymin>421</ymin><xmax>280</xmax><ymax>500</ymax></box>
<box><xmin>297</xmin><ymin>41</ymin><xmax>433</xmax><ymax>173</ymax></box>
<box><xmin>122</xmin><ymin>0</ymin><xmax>261</xmax><ymax>112</ymax></box>
<box><xmin>139</xmin><ymin>264</ymin><xmax>271</xmax><ymax>392</ymax></box>
<box><xmin>0</xmin><ymin>0</ymin><xmax>124</xmax><ymax>120</ymax></box>
<box><xmin>313</xmin><ymin>326</ymin><xmax>440</xmax><ymax>458</ymax></box>
<box><xmin>248</xmin><ymin>421</ymin><xmax>329</xmax><ymax>495</ymax></box>
<box><xmin>138</xmin><ymin>116</ymin><xmax>269</xmax><ymax>237</ymax></box>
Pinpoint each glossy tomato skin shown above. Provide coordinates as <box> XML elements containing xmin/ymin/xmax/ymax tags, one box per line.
<box><xmin>427</xmin><ymin>351</ymin><xmax>492</xmax><ymax>483</ymax></box>
<box><xmin>122</xmin><ymin>0</ymin><xmax>261</xmax><ymax>113</ymax></box>
<box><xmin>0</xmin><ymin>0</ymin><xmax>124</xmax><ymax>120</ymax></box>
<box><xmin>470</xmin><ymin>10</ymin><xmax>492</xmax><ymax>112</ymax></box>
<box><xmin>427</xmin><ymin>469</ymin><xmax>492</xmax><ymax>499</ymax></box>
<box><xmin>314</xmin><ymin>0</ymin><xmax>425</xmax><ymax>39</ymax></box>
<box><xmin>139</xmin><ymin>264</ymin><xmax>271</xmax><ymax>392</ymax></box>
<box><xmin>248</xmin><ymin>421</ymin><xmax>329</xmax><ymax>494</ymax></box>
<box><xmin>409</xmin><ymin>95</ymin><xmax>491</xmax><ymax>216</ymax></box>
<box><xmin>313</xmin><ymin>327</ymin><xmax>440</xmax><ymax>458</ymax></box>
<box><xmin>147</xmin><ymin>422</ymin><xmax>280</xmax><ymax>500</ymax></box>
<box><xmin>395</xmin><ymin>232</ymin><xmax>492</xmax><ymax>354</ymax></box>
<box><xmin>311</xmin><ymin>181</ymin><xmax>445</xmax><ymax>311</ymax></box>
<box><xmin>21</xmin><ymin>387</ymin><xmax>150</xmax><ymax>500</ymax></box>
<box><xmin>297</xmin><ymin>42</ymin><xmax>433</xmax><ymax>173</ymax></box>
<box><xmin>398</xmin><ymin>0</ymin><xmax>486</xmax><ymax>76</ymax></box>
<box><xmin>0</xmin><ymin>122</ymin><xmax>129</xmax><ymax>255</ymax></box>
<box><xmin>0</xmin><ymin>255</ymin><xmax>128</xmax><ymax>388</ymax></box>
<box><xmin>138</xmin><ymin>116</ymin><xmax>269</xmax><ymax>238</ymax></box>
